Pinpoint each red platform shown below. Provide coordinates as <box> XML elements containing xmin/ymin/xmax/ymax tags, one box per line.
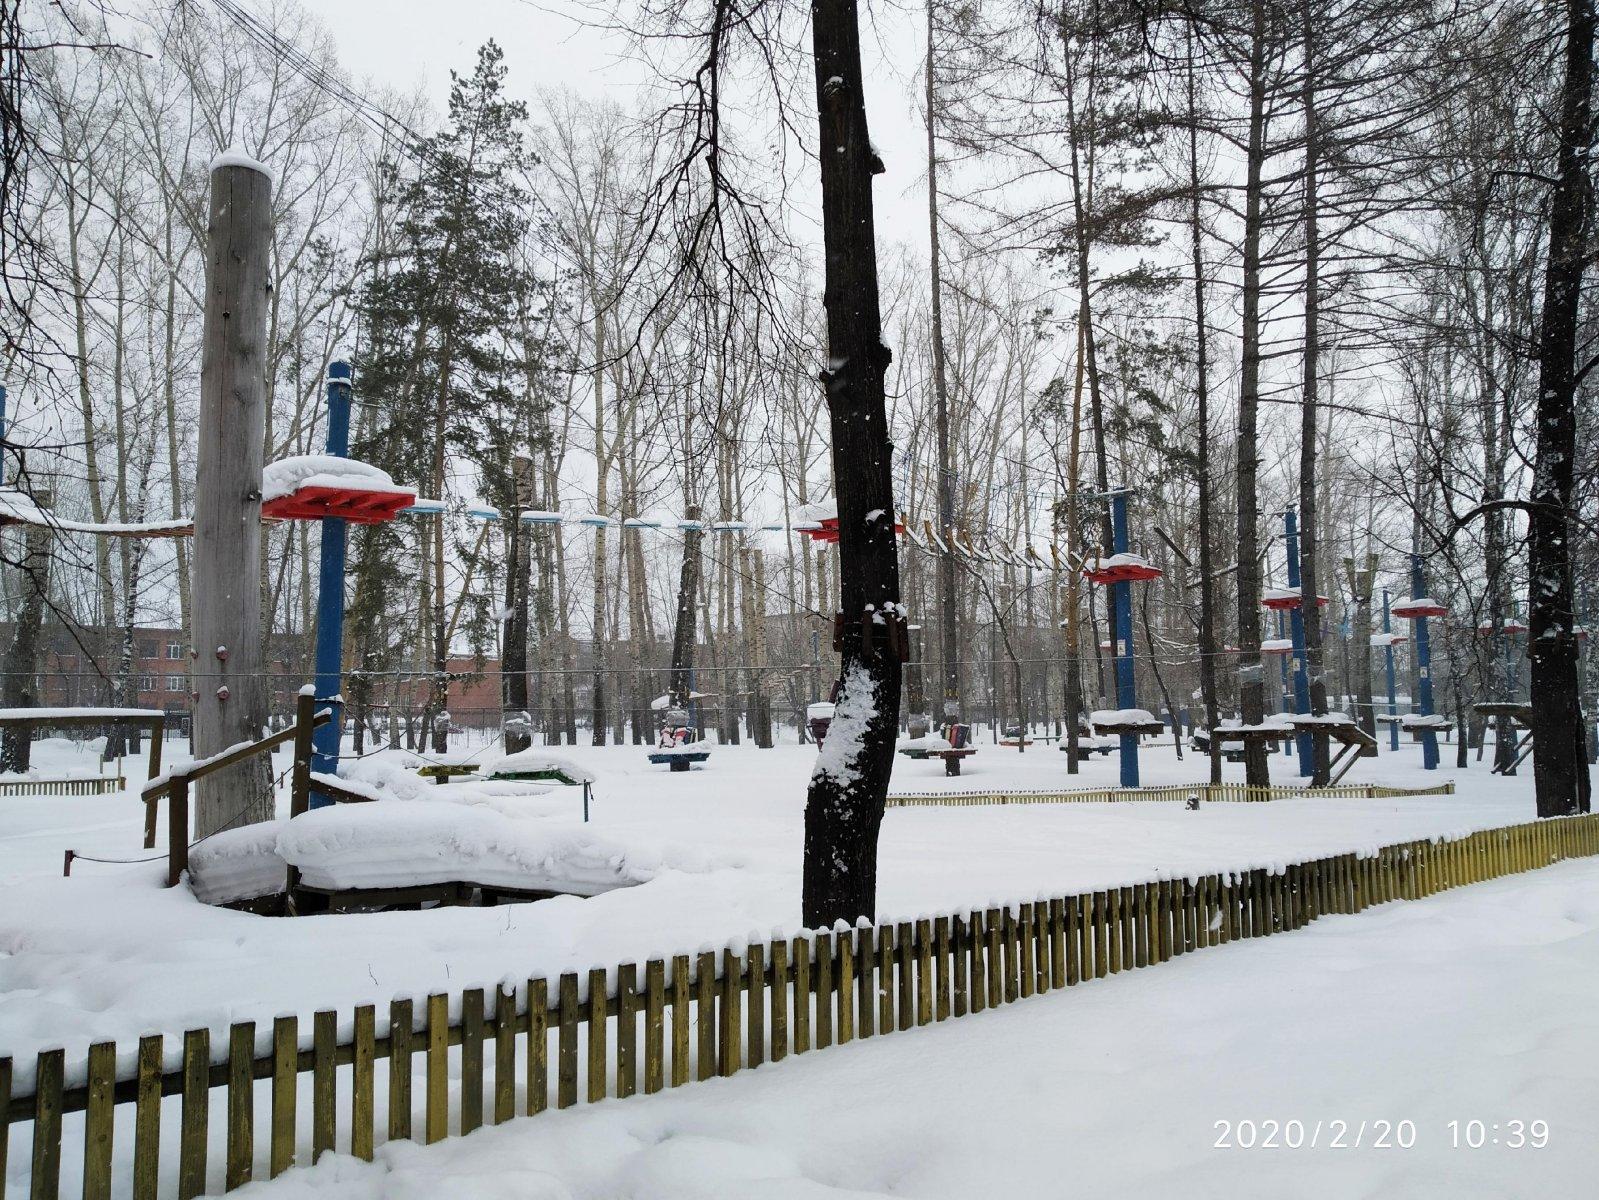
<box><xmin>1261</xmin><ymin>590</ymin><xmax>1330</xmax><ymax>611</ymax></box>
<box><xmin>1392</xmin><ymin>599</ymin><xmax>1448</xmax><ymax>620</ymax></box>
<box><xmin>1083</xmin><ymin>556</ymin><xmax>1162</xmax><ymax>586</ymax></box>
<box><xmin>262</xmin><ymin>485</ymin><xmax>417</xmax><ymax>524</ymax></box>
<box><xmin>797</xmin><ymin>515</ymin><xmax>906</xmax><ymax>543</ymax></box>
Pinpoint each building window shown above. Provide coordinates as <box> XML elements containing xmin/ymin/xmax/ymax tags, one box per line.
<box><xmin>166</xmin><ymin>675</ymin><xmax>187</xmax><ymax>693</ymax></box>
<box><xmin>138</xmin><ymin>675</ymin><xmax>157</xmax><ymax>693</ymax></box>
<box><xmin>166</xmin><ymin>641</ymin><xmax>184</xmax><ymax>660</ymax></box>
<box><xmin>139</xmin><ymin>640</ymin><xmax>158</xmax><ymax>661</ymax></box>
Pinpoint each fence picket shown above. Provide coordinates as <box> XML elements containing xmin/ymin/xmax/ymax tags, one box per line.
<box><xmin>557</xmin><ymin>974</ymin><xmax>578</xmax><ymax>1109</ymax></box>
<box><xmin>313</xmin><ymin>1009</ymin><xmax>337</xmax><ymax>1157</ymax></box>
<box><xmin>460</xmin><ymin>991</ymin><xmax>484</xmax><ymax>1135</ymax></box>
<box><xmin>177</xmin><ymin>1029</ymin><xmax>207</xmax><ymax>1199</ymax></box>
<box><xmin>30</xmin><ymin>1049</ymin><xmax>62</xmax><ymax>1200</ymax></box>
<box><xmin>898</xmin><ymin>921</ymin><xmax>918</xmax><ymax>1024</ymax></box>
<box><xmin>669</xmin><ymin>956</ymin><xmax>689</xmax><ymax>1088</ymax></box>
<box><xmin>792</xmin><ymin>939</ymin><xmax>811</xmax><ymax>1052</ymax></box>
<box><xmin>133</xmin><ymin>1036</ymin><xmax>161</xmax><ymax>1200</ymax></box>
<box><xmin>769</xmin><ymin>942</ymin><xmax>789</xmax><ymax>1062</ymax></box>
<box><xmin>493</xmin><ymin>989</ymin><xmax>514</xmax><ymax>1125</ymax></box>
<box><xmin>83</xmin><ymin>1041</ymin><xmax>115</xmax><ymax>1200</ymax></box>
<box><xmin>587</xmin><ymin>967</ymin><xmax>608</xmax><ymax>1102</ymax></box>
<box><xmin>936</xmin><ymin>916</ymin><xmax>954</xmax><ymax>1017</ymax></box>
<box><xmin>224</xmin><ymin>1024</ymin><xmax>253</xmax><ymax>1189</ymax></box>
<box><xmin>952</xmin><ymin>915</ymin><xmax>970</xmax><ymax>1016</ymax></box>
<box><xmin>528</xmin><ymin>978</ymin><xmax>549</xmax><ymax>1114</ymax></box>
<box><xmin>354</xmin><ymin>1005</ymin><xmax>376</xmax><ymax>1156</ymax></box>
<box><xmin>814</xmin><ymin>935</ymin><xmax>833</xmax><ymax>1051</ymax></box>
<box><xmin>645</xmin><ymin>961</ymin><xmax>666</xmax><ymax>1093</ymax></box>
<box><xmin>269</xmin><ymin>1019</ymin><xmax>299</xmax><ymax>1175</ymax></box>
<box><xmin>617</xmin><ymin>965</ymin><xmax>638</xmax><ymax>1098</ymax></box>
<box><xmin>426</xmin><ymin>995</ymin><xmax>449</xmax><ymax>1141</ymax></box>
<box><xmin>748</xmin><ymin>942</ymin><xmax>767</xmax><ymax>1063</ymax></box>
<box><xmin>856</xmin><ymin>926</ymin><xmax>876</xmax><ymax>1037</ymax></box>
<box><xmin>387</xmin><ymin>1001</ymin><xmax>412</xmax><ymax>1143</ymax></box>
<box><xmin>696</xmin><ymin>952</ymin><xmax>716</xmax><ymax>1077</ymax></box>
<box><xmin>718</xmin><ymin>949</ymin><xmax>742</xmax><ymax>1074</ymax></box>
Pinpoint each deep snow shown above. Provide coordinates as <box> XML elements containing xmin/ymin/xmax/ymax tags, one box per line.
<box><xmin>0</xmin><ymin>734</ymin><xmax>1546</xmax><ymax>1073</ymax></box>
<box><xmin>234</xmin><ymin>856</ymin><xmax>1599</xmax><ymax>1200</ymax></box>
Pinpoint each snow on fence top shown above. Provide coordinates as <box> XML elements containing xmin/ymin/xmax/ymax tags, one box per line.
<box><xmin>0</xmin><ymin>706</ymin><xmax>165</xmax><ymax>722</ymax></box>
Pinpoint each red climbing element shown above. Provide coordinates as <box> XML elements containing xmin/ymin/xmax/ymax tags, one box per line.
<box><xmin>1391</xmin><ymin>597</ymin><xmax>1448</xmax><ymax>620</ymax></box>
<box><xmin>262</xmin><ymin>485</ymin><xmax>417</xmax><ymax>524</ymax></box>
<box><xmin>1083</xmin><ymin>552</ymin><xmax>1162</xmax><ymax>586</ymax></box>
<box><xmin>1261</xmin><ymin>586</ymin><xmax>1330</xmax><ymax>611</ymax></box>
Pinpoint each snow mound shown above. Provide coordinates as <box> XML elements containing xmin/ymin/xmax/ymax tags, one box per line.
<box><xmin>898</xmin><ymin>734</ymin><xmax>953</xmax><ymax>752</ymax></box>
<box><xmin>486</xmin><ymin>751</ymin><xmax>596</xmax><ymax>783</ymax></box>
<box><xmin>261</xmin><ymin>455</ymin><xmax>402</xmax><ymax>502</ymax></box>
<box><xmin>188</xmin><ymin>821</ymin><xmax>288</xmax><ymax>905</ymax></box>
<box><xmin>1091</xmin><ymin>708</ymin><xmax>1160</xmax><ymax>727</ymax></box>
<box><xmin>276</xmin><ymin>804</ymin><xmax>685</xmax><ymax>896</ymax></box>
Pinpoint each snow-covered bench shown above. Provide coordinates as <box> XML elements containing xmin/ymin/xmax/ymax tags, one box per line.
<box><xmin>188</xmin><ymin>802</ymin><xmax>678</xmax><ymax>912</ymax></box>
<box><xmin>649</xmin><ymin>743</ymin><xmax>712</xmax><ymax>772</ymax></box>
<box><xmin>484</xmin><ymin>751</ymin><xmax>595</xmax><ymax>787</ymax></box>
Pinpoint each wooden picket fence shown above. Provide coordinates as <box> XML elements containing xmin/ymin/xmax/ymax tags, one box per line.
<box><xmin>886</xmin><ymin>780</ymin><xmax>1455</xmax><ymax>807</ymax></box>
<box><xmin>0</xmin><ymin>778</ymin><xmax>124</xmax><ymax>799</ymax></box>
<box><xmin>2</xmin><ymin>808</ymin><xmax>1593</xmax><ymax>1199</ymax></box>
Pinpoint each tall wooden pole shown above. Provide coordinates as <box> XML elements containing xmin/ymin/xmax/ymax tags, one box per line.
<box><xmin>192</xmin><ymin>153</ymin><xmax>272</xmax><ymax>837</ymax></box>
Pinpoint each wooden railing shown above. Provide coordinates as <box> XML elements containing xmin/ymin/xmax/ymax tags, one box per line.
<box><xmin>0</xmin><ymin>777</ymin><xmax>125</xmax><ymax>798</ymax></box>
<box><xmin>886</xmin><ymin>780</ymin><xmax>1456</xmax><ymax>807</ymax></box>
<box><xmin>140</xmin><ymin>693</ymin><xmax>330</xmax><ymax>885</ymax></box>
<box><xmin>3</xmin><ymin>809</ymin><xmax>1592</xmax><ymax>1199</ymax></box>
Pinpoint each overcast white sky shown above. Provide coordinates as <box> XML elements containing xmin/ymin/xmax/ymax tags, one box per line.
<box><xmin>310</xmin><ymin>0</ymin><xmax>935</xmax><ymax>255</ymax></box>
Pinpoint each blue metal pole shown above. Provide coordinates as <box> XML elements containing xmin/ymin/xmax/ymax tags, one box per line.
<box><xmin>309</xmin><ymin>361</ymin><xmax>352</xmax><ymax>807</ymax></box>
<box><xmin>1110</xmin><ymin>490</ymin><xmax>1139</xmax><ymax>787</ymax></box>
<box><xmin>1383</xmin><ymin>590</ymin><xmax>1399</xmax><ymax>751</ymax></box>
<box><xmin>1275</xmin><ymin>610</ymin><xmax>1292</xmax><ymax>753</ymax></box>
<box><xmin>1283</xmin><ymin>509</ymin><xmax>1313</xmax><ymax>775</ymax></box>
<box><xmin>1411</xmin><ymin>552</ymin><xmax>1438</xmax><ymax>770</ymax></box>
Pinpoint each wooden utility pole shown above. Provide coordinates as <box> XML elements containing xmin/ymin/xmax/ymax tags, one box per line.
<box><xmin>192</xmin><ymin>153</ymin><xmax>273</xmax><ymax>837</ymax></box>
<box><xmin>669</xmin><ymin>504</ymin><xmax>703</xmax><ymax>714</ymax></box>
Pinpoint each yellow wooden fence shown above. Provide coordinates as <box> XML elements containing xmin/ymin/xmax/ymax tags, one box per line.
<box><xmin>0</xmin><ymin>778</ymin><xmax>124</xmax><ymax>799</ymax></box>
<box><xmin>2</xmin><ymin>808</ymin><xmax>1591</xmax><ymax>1200</ymax></box>
<box><xmin>886</xmin><ymin>780</ymin><xmax>1456</xmax><ymax>807</ymax></box>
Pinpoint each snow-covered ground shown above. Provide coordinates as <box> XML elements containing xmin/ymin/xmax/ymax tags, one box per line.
<box><xmin>240</xmin><ymin>856</ymin><xmax>1599</xmax><ymax>1199</ymax></box>
<box><xmin>0</xmin><ymin>730</ymin><xmax>1544</xmax><ymax>1090</ymax></box>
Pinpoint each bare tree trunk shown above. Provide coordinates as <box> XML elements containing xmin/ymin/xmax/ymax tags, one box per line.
<box><xmin>1299</xmin><ymin>0</ymin><xmax>1331</xmax><ymax>784</ymax></box>
<box><xmin>1</xmin><ymin>496</ymin><xmax>51</xmax><ymax>773</ymax></box>
<box><xmin>1528</xmin><ymin>0</ymin><xmax>1594</xmax><ymax>816</ymax></box>
<box><xmin>803</xmin><ymin>0</ymin><xmax>904</xmax><ymax>928</ymax></box>
<box><xmin>1235</xmin><ymin>0</ymin><xmax>1272</xmax><ymax>788</ymax></box>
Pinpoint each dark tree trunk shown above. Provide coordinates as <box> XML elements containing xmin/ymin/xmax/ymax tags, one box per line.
<box><xmin>1298</xmin><ymin>0</ymin><xmax>1331</xmax><ymax>784</ymax></box>
<box><xmin>502</xmin><ymin>504</ymin><xmax>532</xmax><ymax>755</ymax></box>
<box><xmin>803</xmin><ymin>0</ymin><xmax>904</xmax><ymax>929</ymax></box>
<box><xmin>669</xmin><ymin>504</ymin><xmax>703</xmax><ymax>712</ymax></box>
<box><xmin>1529</xmin><ymin>0</ymin><xmax>1594</xmax><ymax>817</ymax></box>
<box><xmin>1185</xmin><ymin>28</ymin><xmax>1221</xmax><ymax>786</ymax></box>
<box><xmin>1235</xmin><ymin>0</ymin><xmax>1272</xmax><ymax>787</ymax></box>
<box><xmin>1</xmin><ymin>501</ymin><xmax>51</xmax><ymax>773</ymax></box>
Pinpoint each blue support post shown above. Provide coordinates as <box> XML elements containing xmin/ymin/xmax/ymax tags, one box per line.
<box><xmin>1109</xmin><ymin>490</ymin><xmax>1139</xmax><ymax>787</ymax></box>
<box><xmin>1283</xmin><ymin>509</ymin><xmax>1313</xmax><ymax>775</ymax></box>
<box><xmin>1275</xmin><ymin>610</ymin><xmax>1291</xmax><ymax>753</ymax></box>
<box><xmin>1411</xmin><ymin>552</ymin><xmax>1438</xmax><ymax>770</ymax></box>
<box><xmin>309</xmin><ymin>361</ymin><xmax>353</xmax><ymax>807</ymax></box>
<box><xmin>1383</xmin><ymin>590</ymin><xmax>1399</xmax><ymax>752</ymax></box>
